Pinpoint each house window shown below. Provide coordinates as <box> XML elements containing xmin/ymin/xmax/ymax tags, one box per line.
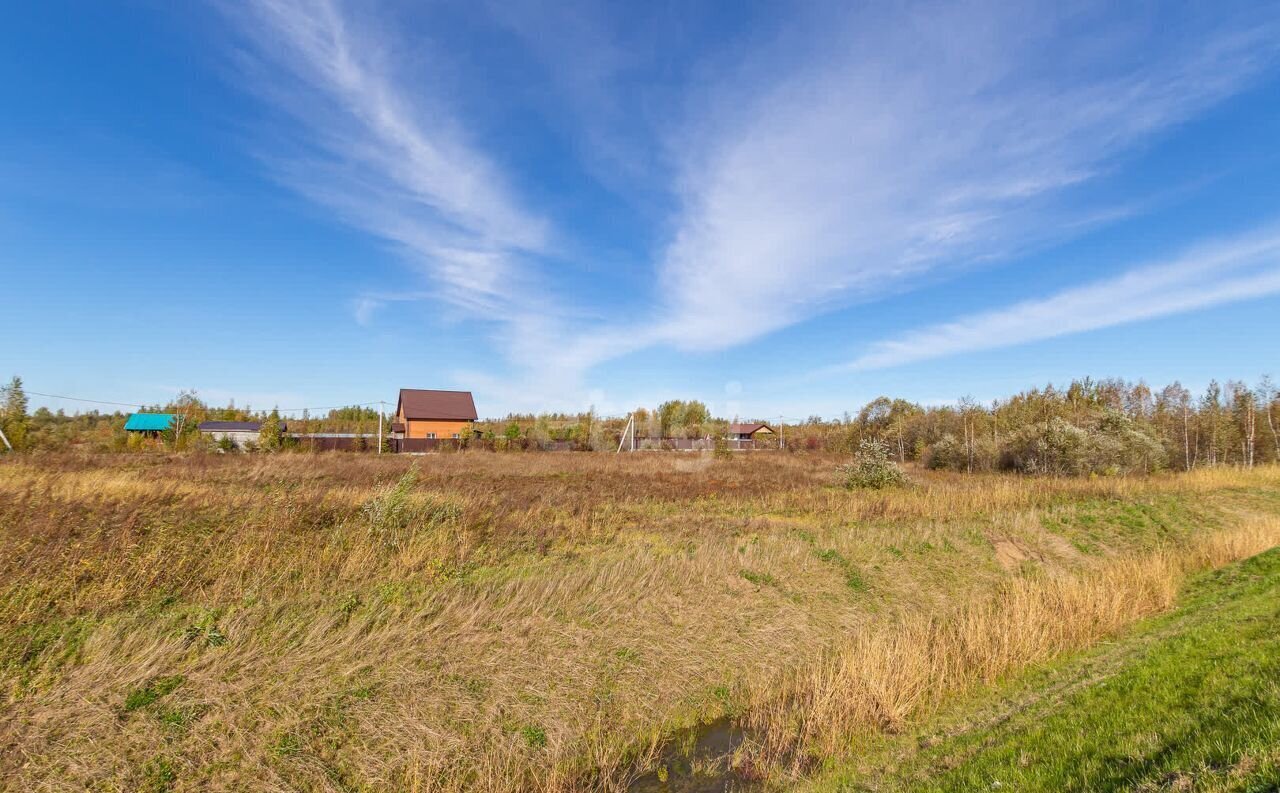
<box><xmin>426</xmin><ymin>432</ymin><xmax>436</xmax><ymax>439</ymax></box>
<box><xmin>452</xmin><ymin>433</ymin><xmax>460</xmax><ymax>439</ymax></box>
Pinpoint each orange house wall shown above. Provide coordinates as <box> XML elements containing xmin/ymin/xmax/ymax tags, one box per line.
<box><xmin>405</xmin><ymin>419</ymin><xmax>473</xmax><ymax>439</ymax></box>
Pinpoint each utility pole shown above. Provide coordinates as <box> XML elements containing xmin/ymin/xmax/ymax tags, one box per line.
<box><xmin>378</xmin><ymin>401</ymin><xmax>385</xmax><ymax>454</ymax></box>
<box><xmin>0</xmin><ymin>382</ymin><xmax>8</xmax><ymax>451</ymax></box>
<box><xmin>616</xmin><ymin>413</ymin><xmax>635</xmax><ymax>454</ymax></box>
<box><xmin>778</xmin><ymin>415</ymin><xmax>784</xmax><ymax>450</ymax></box>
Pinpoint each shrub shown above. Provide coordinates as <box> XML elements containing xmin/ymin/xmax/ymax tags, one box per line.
<box><xmin>1094</xmin><ymin>410</ymin><xmax>1165</xmax><ymax>474</ymax></box>
<box><xmin>259</xmin><ymin>410</ymin><xmax>283</xmax><ymax>451</ymax></box>
<box><xmin>838</xmin><ymin>439</ymin><xmax>907</xmax><ymax>489</ymax></box>
<box><xmin>363</xmin><ymin>468</ymin><xmax>419</xmax><ymax>546</ymax></box>
<box><xmin>1003</xmin><ymin>413</ymin><xmax>1165</xmax><ymax>476</ymax></box>
<box><xmin>1004</xmin><ymin>418</ymin><xmax>1090</xmax><ymax>475</ymax></box>
<box><xmin>925</xmin><ymin>433</ymin><xmax>999</xmax><ymax>472</ymax></box>
<box><xmin>924</xmin><ymin>433</ymin><xmax>966</xmax><ymax>471</ymax></box>
<box><xmin>362</xmin><ymin>467</ymin><xmax>462</xmax><ymax>550</ymax></box>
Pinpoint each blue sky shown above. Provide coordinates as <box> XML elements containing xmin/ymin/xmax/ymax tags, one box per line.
<box><xmin>3</xmin><ymin>1</ymin><xmax>1280</xmax><ymax>420</ymax></box>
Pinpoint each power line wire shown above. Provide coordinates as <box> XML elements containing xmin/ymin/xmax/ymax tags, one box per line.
<box><xmin>24</xmin><ymin>390</ymin><xmax>385</xmax><ymax>414</ymax></box>
<box><xmin>25</xmin><ymin>390</ymin><xmax>146</xmax><ymax>408</ymax></box>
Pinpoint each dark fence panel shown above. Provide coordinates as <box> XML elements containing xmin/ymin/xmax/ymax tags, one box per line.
<box><xmin>664</xmin><ymin>438</ymin><xmax>712</xmax><ymax>451</ymax></box>
<box><xmin>632</xmin><ymin>437</ymin><xmax>766</xmax><ymax>451</ymax></box>
<box><xmin>313</xmin><ymin>436</ymin><xmax>772</xmax><ymax>454</ymax></box>
<box><xmin>382</xmin><ymin>438</ymin><xmax>582</xmax><ymax>453</ymax></box>
<box><xmin>392</xmin><ymin>438</ymin><xmax>462</xmax><ymax>453</ymax></box>
<box><xmin>288</xmin><ymin>435</ymin><xmax>378</xmax><ymax>452</ymax></box>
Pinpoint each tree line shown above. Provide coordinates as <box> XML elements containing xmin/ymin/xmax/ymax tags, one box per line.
<box><xmin>2</xmin><ymin>376</ymin><xmax>1278</xmax><ymax>474</ymax></box>
<box><xmin>817</xmin><ymin>377</ymin><xmax>1279</xmax><ymax>474</ymax></box>
<box><xmin>0</xmin><ymin>379</ymin><xmax>387</xmax><ymax>452</ymax></box>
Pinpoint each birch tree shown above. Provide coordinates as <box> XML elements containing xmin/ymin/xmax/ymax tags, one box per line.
<box><xmin>1201</xmin><ymin>381</ymin><xmax>1222</xmax><ymax>466</ymax></box>
<box><xmin>1259</xmin><ymin>376</ymin><xmax>1280</xmax><ymax>464</ymax></box>
<box><xmin>1229</xmin><ymin>381</ymin><xmax>1256</xmax><ymax>468</ymax></box>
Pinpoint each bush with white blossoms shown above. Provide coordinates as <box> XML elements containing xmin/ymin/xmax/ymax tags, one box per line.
<box><xmin>838</xmin><ymin>438</ymin><xmax>907</xmax><ymax>489</ymax></box>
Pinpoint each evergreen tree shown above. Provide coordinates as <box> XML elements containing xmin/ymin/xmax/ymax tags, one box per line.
<box><xmin>1</xmin><ymin>376</ymin><xmax>29</xmax><ymax>450</ymax></box>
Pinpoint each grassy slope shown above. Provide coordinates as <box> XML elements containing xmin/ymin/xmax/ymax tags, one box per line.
<box><xmin>807</xmin><ymin>547</ymin><xmax>1280</xmax><ymax>793</ymax></box>
<box><xmin>1</xmin><ymin>455</ymin><xmax>1279</xmax><ymax>791</ymax></box>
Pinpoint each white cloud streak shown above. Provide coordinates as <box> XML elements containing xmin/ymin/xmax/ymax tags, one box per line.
<box><xmin>229</xmin><ymin>0</ymin><xmax>627</xmax><ymax>408</ymax></box>
<box><xmin>220</xmin><ymin>0</ymin><xmax>1280</xmax><ymax>411</ymax></box>
<box><xmin>231</xmin><ymin>0</ymin><xmax>548</xmax><ymax>312</ymax></box>
<box><xmin>653</xmin><ymin>1</ymin><xmax>1280</xmax><ymax>350</ymax></box>
<box><xmin>842</xmin><ymin>228</ymin><xmax>1280</xmax><ymax>371</ymax></box>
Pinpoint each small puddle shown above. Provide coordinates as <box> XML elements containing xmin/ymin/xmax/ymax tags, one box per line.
<box><xmin>628</xmin><ymin>717</ymin><xmax>762</xmax><ymax>793</ymax></box>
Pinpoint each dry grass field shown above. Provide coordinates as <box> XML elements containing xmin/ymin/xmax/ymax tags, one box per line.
<box><xmin>2</xmin><ymin>452</ymin><xmax>1279</xmax><ymax>792</ymax></box>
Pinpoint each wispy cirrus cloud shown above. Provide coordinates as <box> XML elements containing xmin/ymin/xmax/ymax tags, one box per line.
<box><xmin>651</xmin><ymin>1</ymin><xmax>1280</xmax><ymax>350</ymax></box>
<box><xmin>227</xmin><ymin>0</ymin><xmax>651</xmax><ymax>408</ymax></box>
<box><xmin>229</xmin><ymin>0</ymin><xmax>548</xmax><ymax>313</ymax></box>
<box><xmin>838</xmin><ymin>227</ymin><xmax>1280</xmax><ymax>371</ymax></box>
<box><xmin>219</xmin><ymin>0</ymin><xmax>1280</xmax><ymax>412</ymax></box>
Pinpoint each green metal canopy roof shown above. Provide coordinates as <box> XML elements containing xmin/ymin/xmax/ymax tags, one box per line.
<box><xmin>124</xmin><ymin>413</ymin><xmax>176</xmax><ymax>432</ymax></box>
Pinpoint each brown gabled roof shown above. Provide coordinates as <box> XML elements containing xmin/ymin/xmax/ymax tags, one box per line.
<box><xmin>396</xmin><ymin>389</ymin><xmax>478</xmax><ymax>421</ymax></box>
<box><xmin>728</xmin><ymin>422</ymin><xmax>773</xmax><ymax>435</ymax></box>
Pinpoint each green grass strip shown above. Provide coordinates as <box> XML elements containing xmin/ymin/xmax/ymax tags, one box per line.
<box><xmin>815</xmin><ymin>546</ymin><xmax>1280</xmax><ymax>792</ymax></box>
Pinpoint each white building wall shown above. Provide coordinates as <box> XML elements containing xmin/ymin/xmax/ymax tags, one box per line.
<box><xmin>200</xmin><ymin>430</ymin><xmax>261</xmax><ymax>447</ymax></box>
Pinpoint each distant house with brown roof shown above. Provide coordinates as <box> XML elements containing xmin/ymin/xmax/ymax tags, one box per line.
<box><xmin>391</xmin><ymin>389</ymin><xmax>478</xmax><ymax>441</ymax></box>
<box><xmin>727</xmin><ymin>422</ymin><xmax>774</xmax><ymax>441</ymax></box>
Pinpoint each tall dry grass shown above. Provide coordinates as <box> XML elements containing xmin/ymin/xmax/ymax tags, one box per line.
<box><xmin>742</xmin><ymin>515</ymin><xmax>1280</xmax><ymax>775</ymax></box>
<box><xmin>0</xmin><ymin>452</ymin><xmax>1277</xmax><ymax>791</ymax></box>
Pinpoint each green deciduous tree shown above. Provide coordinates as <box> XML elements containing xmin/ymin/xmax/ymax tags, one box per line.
<box><xmin>260</xmin><ymin>408</ymin><xmax>283</xmax><ymax>451</ymax></box>
<box><xmin>657</xmin><ymin>400</ymin><xmax>711</xmax><ymax>438</ymax></box>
